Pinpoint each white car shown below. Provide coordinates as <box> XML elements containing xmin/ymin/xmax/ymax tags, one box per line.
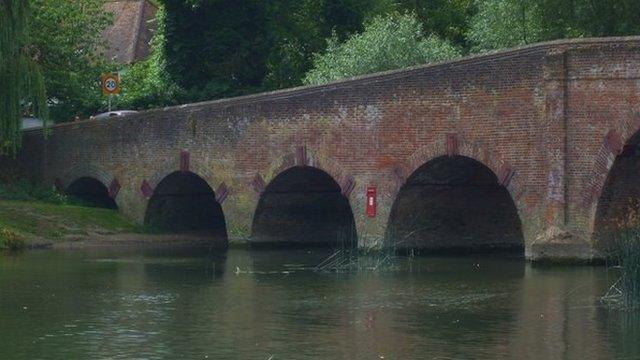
<box><xmin>91</xmin><ymin>110</ymin><xmax>138</xmax><ymax>120</ymax></box>
<box><xmin>21</xmin><ymin>117</ymin><xmax>44</xmax><ymax>130</ymax></box>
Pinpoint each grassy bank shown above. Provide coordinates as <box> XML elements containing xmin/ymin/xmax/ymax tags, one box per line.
<box><xmin>0</xmin><ymin>199</ymin><xmax>145</xmax><ymax>249</ymax></box>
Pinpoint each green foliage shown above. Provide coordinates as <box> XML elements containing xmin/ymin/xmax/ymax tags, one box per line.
<box><xmin>16</xmin><ymin>0</ymin><xmax>640</xmax><ymax>114</ymax></box>
<box><xmin>396</xmin><ymin>0</ymin><xmax>477</xmax><ymax>48</ymax></box>
<box><xmin>117</xmin><ymin>7</ymin><xmax>184</xmax><ymax>110</ymax></box>
<box><xmin>534</xmin><ymin>0</ymin><xmax>640</xmax><ymax>40</ymax></box>
<box><xmin>160</xmin><ymin>0</ymin><xmax>272</xmax><ymax>101</ymax></box>
<box><xmin>0</xmin><ymin>199</ymin><xmax>147</xmax><ymax>243</ymax></box>
<box><xmin>0</xmin><ymin>227</ymin><xmax>26</xmax><ymax>251</ymax></box>
<box><xmin>263</xmin><ymin>0</ymin><xmax>396</xmax><ymax>89</ymax></box>
<box><xmin>468</xmin><ymin>0</ymin><xmax>640</xmax><ymax>52</ymax></box>
<box><xmin>304</xmin><ymin>13</ymin><xmax>461</xmax><ymax>85</ymax></box>
<box><xmin>0</xmin><ymin>0</ymin><xmax>48</xmax><ymax>156</ymax></box>
<box><xmin>29</xmin><ymin>0</ymin><xmax>113</xmax><ymax>122</ymax></box>
<box><xmin>149</xmin><ymin>0</ymin><xmax>396</xmax><ymax>103</ymax></box>
<box><xmin>0</xmin><ymin>180</ymin><xmax>67</xmax><ymax>204</ymax></box>
<box><xmin>468</xmin><ymin>0</ymin><xmax>545</xmax><ymax>52</ymax></box>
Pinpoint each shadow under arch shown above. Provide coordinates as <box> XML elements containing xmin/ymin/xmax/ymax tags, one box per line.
<box><xmin>593</xmin><ymin>131</ymin><xmax>640</xmax><ymax>254</ymax></box>
<box><xmin>251</xmin><ymin>166</ymin><xmax>357</xmax><ymax>248</ymax></box>
<box><xmin>144</xmin><ymin>171</ymin><xmax>227</xmax><ymax>243</ymax></box>
<box><xmin>386</xmin><ymin>155</ymin><xmax>523</xmax><ymax>254</ymax></box>
<box><xmin>66</xmin><ymin>177</ymin><xmax>117</xmax><ymax>209</ymax></box>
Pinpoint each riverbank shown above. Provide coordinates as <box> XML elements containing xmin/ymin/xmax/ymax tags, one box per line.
<box><xmin>0</xmin><ymin>199</ymin><xmax>225</xmax><ymax>250</ymax></box>
<box><xmin>0</xmin><ymin>199</ymin><xmax>138</xmax><ymax>249</ymax></box>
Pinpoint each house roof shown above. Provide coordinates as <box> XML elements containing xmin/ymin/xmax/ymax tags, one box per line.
<box><xmin>101</xmin><ymin>0</ymin><xmax>158</xmax><ymax>64</ymax></box>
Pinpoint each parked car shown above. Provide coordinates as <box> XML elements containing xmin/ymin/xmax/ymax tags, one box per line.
<box><xmin>21</xmin><ymin>117</ymin><xmax>44</xmax><ymax>130</ymax></box>
<box><xmin>91</xmin><ymin>110</ymin><xmax>138</xmax><ymax>120</ymax></box>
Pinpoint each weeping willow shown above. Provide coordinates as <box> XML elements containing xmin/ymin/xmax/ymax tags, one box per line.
<box><xmin>0</xmin><ymin>0</ymin><xmax>47</xmax><ymax>157</ymax></box>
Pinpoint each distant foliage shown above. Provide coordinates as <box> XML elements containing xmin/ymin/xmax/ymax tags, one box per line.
<box><xmin>154</xmin><ymin>0</ymin><xmax>392</xmax><ymax>102</ymax></box>
<box><xmin>468</xmin><ymin>0</ymin><xmax>545</xmax><ymax>51</ymax></box>
<box><xmin>263</xmin><ymin>0</ymin><xmax>396</xmax><ymax>90</ymax></box>
<box><xmin>29</xmin><ymin>0</ymin><xmax>113</xmax><ymax>122</ymax></box>
<box><xmin>468</xmin><ymin>0</ymin><xmax>640</xmax><ymax>52</ymax></box>
<box><xmin>13</xmin><ymin>0</ymin><xmax>640</xmax><ymax>120</ymax></box>
<box><xmin>118</xmin><ymin>7</ymin><xmax>184</xmax><ymax>110</ymax></box>
<box><xmin>160</xmin><ymin>0</ymin><xmax>274</xmax><ymax>102</ymax></box>
<box><xmin>304</xmin><ymin>13</ymin><xmax>461</xmax><ymax>85</ymax></box>
<box><xmin>395</xmin><ymin>0</ymin><xmax>477</xmax><ymax>48</ymax></box>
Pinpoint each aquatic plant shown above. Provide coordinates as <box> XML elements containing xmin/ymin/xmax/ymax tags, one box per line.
<box><xmin>315</xmin><ymin>226</ymin><xmax>397</xmax><ymax>273</ymax></box>
<box><xmin>602</xmin><ymin>199</ymin><xmax>640</xmax><ymax>309</ymax></box>
<box><xmin>0</xmin><ymin>227</ymin><xmax>26</xmax><ymax>251</ymax></box>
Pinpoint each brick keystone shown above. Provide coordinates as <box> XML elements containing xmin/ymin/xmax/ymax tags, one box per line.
<box><xmin>141</xmin><ymin>180</ymin><xmax>154</xmax><ymax>198</ymax></box>
<box><xmin>446</xmin><ymin>133</ymin><xmax>459</xmax><ymax>156</ymax></box>
<box><xmin>180</xmin><ymin>150</ymin><xmax>190</xmax><ymax>173</ymax></box>
<box><xmin>216</xmin><ymin>183</ymin><xmax>229</xmax><ymax>204</ymax></box>
<box><xmin>604</xmin><ymin>129</ymin><xmax>623</xmax><ymax>155</ymax></box>
<box><xmin>252</xmin><ymin>173</ymin><xmax>266</xmax><ymax>194</ymax></box>
<box><xmin>499</xmin><ymin>166</ymin><xmax>516</xmax><ymax>187</ymax></box>
<box><xmin>295</xmin><ymin>146</ymin><xmax>307</xmax><ymax>167</ymax></box>
<box><xmin>341</xmin><ymin>177</ymin><xmax>356</xmax><ymax>197</ymax></box>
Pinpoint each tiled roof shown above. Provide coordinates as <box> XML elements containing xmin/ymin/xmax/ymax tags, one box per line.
<box><xmin>101</xmin><ymin>0</ymin><xmax>158</xmax><ymax>64</ymax></box>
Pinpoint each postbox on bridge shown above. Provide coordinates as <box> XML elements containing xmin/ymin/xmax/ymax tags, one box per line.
<box><xmin>366</xmin><ymin>186</ymin><xmax>377</xmax><ymax>217</ymax></box>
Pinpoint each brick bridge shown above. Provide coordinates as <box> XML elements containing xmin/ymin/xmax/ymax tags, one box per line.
<box><xmin>9</xmin><ymin>37</ymin><xmax>640</xmax><ymax>261</ymax></box>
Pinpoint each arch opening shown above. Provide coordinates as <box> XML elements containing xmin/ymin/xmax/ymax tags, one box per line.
<box><xmin>387</xmin><ymin>156</ymin><xmax>523</xmax><ymax>254</ymax></box>
<box><xmin>251</xmin><ymin>166</ymin><xmax>356</xmax><ymax>248</ymax></box>
<box><xmin>144</xmin><ymin>171</ymin><xmax>227</xmax><ymax>241</ymax></box>
<box><xmin>594</xmin><ymin>132</ymin><xmax>640</xmax><ymax>253</ymax></box>
<box><xmin>66</xmin><ymin>177</ymin><xmax>117</xmax><ymax>209</ymax></box>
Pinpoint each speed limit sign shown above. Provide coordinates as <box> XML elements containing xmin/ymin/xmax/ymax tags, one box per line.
<box><xmin>101</xmin><ymin>73</ymin><xmax>120</xmax><ymax>95</ymax></box>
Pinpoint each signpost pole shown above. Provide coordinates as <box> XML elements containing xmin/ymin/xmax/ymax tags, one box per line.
<box><xmin>101</xmin><ymin>72</ymin><xmax>120</xmax><ymax>113</ymax></box>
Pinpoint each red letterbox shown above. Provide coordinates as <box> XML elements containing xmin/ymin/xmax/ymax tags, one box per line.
<box><xmin>366</xmin><ymin>186</ymin><xmax>377</xmax><ymax>217</ymax></box>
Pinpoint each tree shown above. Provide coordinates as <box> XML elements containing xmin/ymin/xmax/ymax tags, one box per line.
<box><xmin>263</xmin><ymin>0</ymin><xmax>395</xmax><ymax>89</ymax></box>
<box><xmin>468</xmin><ymin>0</ymin><xmax>640</xmax><ymax>52</ymax></box>
<box><xmin>303</xmin><ymin>12</ymin><xmax>461</xmax><ymax>85</ymax></box>
<box><xmin>157</xmin><ymin>0</ymin><xmax>396</xmax><ymax>101</ymax></box>
<box><xmin>160</xmin><ymin>0</ymin><xmax>272</xmax><ymax>101</ymax></box>
<box><xmin>467</xmin><ymin>0</ymin><xmax>545</xmax><ymax>52</ymax></box>
<box><xmin>396</xmin><ymin>0</ymin><xmax>477</xmax><ymax>48</ymax></box>
<box><xmin>0</xmin><ymin>0</ymin><xmax>47</xmax><ymax>156</ymax></box>
<box><xmin>118</xmin><ymin>6</ymin><xmax>184</xmax><ymax>110</ymax></box>
<box><xmin>29</xmin><ymin>0</ymin><xmax>112</xmax><ymax>122</ymax></box>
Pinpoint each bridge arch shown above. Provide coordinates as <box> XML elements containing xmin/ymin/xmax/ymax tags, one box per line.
<box><xmin>144</xmin><ymin>170</ymin><xmax>228</xmax><ymax>242</ymax></box>
<box><xmin>260</xmin><ymin>149</ymin><xmax>354</xmax><ymax>197</ymax></box>
<box><xmin>393</xmin><ymin>136</ymin><xmax>526</xmax><ymax>207</ymax></box>
<box><xmin>146</xmin><ymin>154</ymin><xmax>224</xmax><ymax>192</ymax></box>
<box><xmin>591</xmin><ymin>123</ymin><xmax>640</xmax><ymax>253</ymax></box>
<box><xmin>62</xmin><ymin>164</ymin><xmax>119</xmax><ymax>209</ymax></box>
<box><xmin>251</xmin><ymin>162</ymin><xmax>357</xmax><ymax>248</ymax></box>
<box><xmin>387</xmin><ymin>138</ymin><xmax>524</xmax><ymax>254</ymax></box>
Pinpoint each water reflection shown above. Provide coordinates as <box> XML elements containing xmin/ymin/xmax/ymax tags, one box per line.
<box><xmin>0</xmin><ymin>249</ymin><xmax>637</xmax><ymax>359</ymax></box>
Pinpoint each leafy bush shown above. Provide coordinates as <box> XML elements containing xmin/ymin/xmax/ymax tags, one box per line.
<box><xmin>304</xmin><ymin>12</ymin><xmax>461</xmax><ymax>85</ymax></box>
<box><xmin>0</xmin><ymin>227</ymin><xmax>26</xmax><ymax>251</ymax></box>
<box><xmin>0</xmin><ymin>180</ymin><xmax>67</xmax><ymax>204</ymax></box>
<box><xmin>467</xmin><ymin>0</ymin><xmax>546</xmax><ymax>52</ymax></box>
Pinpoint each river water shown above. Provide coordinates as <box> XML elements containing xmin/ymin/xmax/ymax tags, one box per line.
<box><xmin>1</xmin><ymin>248</ymin><xmax>639</xmax><ymax>359</ymax></box>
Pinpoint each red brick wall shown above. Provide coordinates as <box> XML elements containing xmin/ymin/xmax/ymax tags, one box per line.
<box><xmin>10</xmin><ymin>37</ymin><xmax>640</xmax><ymax>261</ymax></box>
